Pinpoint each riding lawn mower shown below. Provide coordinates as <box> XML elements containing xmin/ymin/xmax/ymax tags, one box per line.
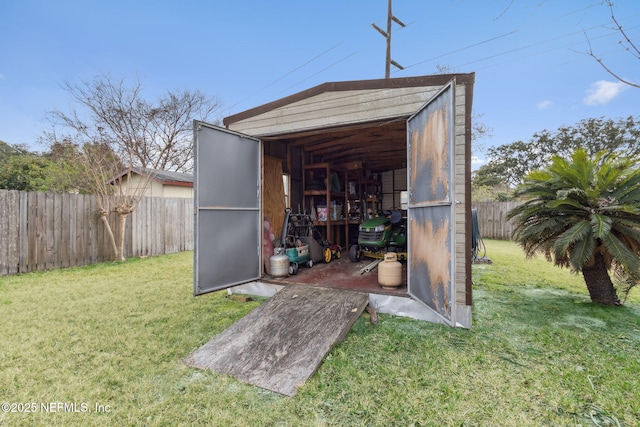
<box><xmin>350</xmin><ymin>210</ymin><xmax>407</xmax><ymax>262</ymax></box>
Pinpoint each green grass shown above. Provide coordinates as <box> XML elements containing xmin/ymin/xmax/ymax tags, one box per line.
<box><xmin>1</xmin><ymin>241</ymin><xmax>639</xmax><ymax>426</ymax></box>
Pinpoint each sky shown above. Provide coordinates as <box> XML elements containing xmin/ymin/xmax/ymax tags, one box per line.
<box><xmin>1</xmin><ymin>0</ymin><xmax>639</xmax><ymax>167</ymax></box>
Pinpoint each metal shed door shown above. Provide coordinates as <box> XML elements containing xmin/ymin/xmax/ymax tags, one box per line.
<box><xmin>407</xmin><ymin>82</ymin><xmax>455</xmax><ymax>323</ymax></box>
<box><xmin>193</xmin><ymin>121</ymin><xmax>262</xmax><ymax>296</ymax></box>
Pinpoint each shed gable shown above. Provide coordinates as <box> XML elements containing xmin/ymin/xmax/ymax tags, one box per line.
<box><xmin>228</xmin><ymin>86</ymin><xmax>442</xmax><ymax>137</ymax></box>
<box><xmin>225</xmin><ymin>73</ymin><xmax>474</xmax><ymax>138</ymax></box>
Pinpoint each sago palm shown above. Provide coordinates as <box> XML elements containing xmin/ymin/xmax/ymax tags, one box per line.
<box><xmin>507</xmin><ymin>149</ymin><xmax>640</xmax><ymax>305</ymax></box>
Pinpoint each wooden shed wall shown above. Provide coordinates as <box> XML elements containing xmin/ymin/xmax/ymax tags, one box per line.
<box><xmin>453</xmin><ymin>86</ymin><xmax>470</xmax><ymax>308</ymax></box>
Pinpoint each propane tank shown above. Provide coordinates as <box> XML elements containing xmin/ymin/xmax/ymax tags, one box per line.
<box><xmin>270</xmin><ymin>247</ymin><xmax>290</xmax><ymax>277</ymax></box>
<box><xmin>378</xmin><ymin>252</ymin><xmax>402</xmax><ymax>289</ymax></box>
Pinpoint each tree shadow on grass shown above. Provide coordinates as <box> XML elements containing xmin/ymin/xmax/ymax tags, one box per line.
<box><xmin>474</xmin><ymin>285</ymin><xmax>640</xmax><ymax>338</ymax></box>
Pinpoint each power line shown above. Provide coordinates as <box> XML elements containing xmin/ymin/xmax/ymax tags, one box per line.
<box><xmin>466</xmin><ymin>19</ymin><xmax>640</xmax><ymax>69</ymax></box>
<box><xmin>400</xmin><ymin>30</ymin><xmax>518</xmax><ymax>71</ymax></box>
<box><xmin>398</xmin><ymin>12</ymin><xmax>640</xmax><ymax>75</ymax></box>
<box><xmin>277</xmin><ymin>51</ymin><xmax>360</xmax><ymax>95</ymax></box>
<box><xmin>395</xmin><ymin>2</ymin><xmax>622</xmax><ymax>75</ymax></box>
<box><xmin>465</xmin><ymin>24</ymin><xmax>640</xmax><ymax>73</ymax></box>
<box><xmin>226</xmin><ymin>41</ymin><xmax>345</xmax><ymax>111</ymax></box>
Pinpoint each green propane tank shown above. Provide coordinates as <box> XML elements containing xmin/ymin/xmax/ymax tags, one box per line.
<box><xmin>378</xmin><ymin>252</ymin><xmax>402</xmax><ymax>289</ymax></box>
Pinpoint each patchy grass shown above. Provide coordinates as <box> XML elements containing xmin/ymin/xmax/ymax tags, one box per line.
<box><xmin>475</xmin><ymin>239</ymin><xmax>640</xmax><ymax>304</ymax></box>
<box><xmin>1</xmin><ymin>243</ymin><xmax>639</xmax><ymax>426</ymax></box>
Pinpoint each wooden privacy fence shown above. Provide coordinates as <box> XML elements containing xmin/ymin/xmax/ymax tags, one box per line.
<box><xmin>472</xmin><ymin>201</ymin><xmax>523</xmax><ymax>241</ymax></box>
<box><xmin>0</xmin><ymin>190</ymin><xmax>193</xmax><ymax>276</ymax></box>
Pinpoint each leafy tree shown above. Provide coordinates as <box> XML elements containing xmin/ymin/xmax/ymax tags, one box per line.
<box><xmin>0</xmin><ymin>140</ymin><xmax>30</xmax><ymax>163</ymax></box>
<box><xmin>0</xmin><ymin>155</ymin><xmax>45</xmax><ymax>191</ymax></box>
<box><xmin>0</xmin><ymin>140</ymin><xmax>78</xmax><ymax>192</ymax></box>
<box><xmin>482</xmin><ymin>116</ymin><xmax>640</xmax><ymax>187</ymax></box>
<box><xmin>507</xmin><ymin>149</ymin><xmax>640</xmax><ymax>305</ymax></box>
<box><xmin>44</xmin><ymin>140</ymin><xmax>96</xmax><ymax>193</ymax></box>
<box><xmin>471</xmin><ymin>184</ymin><xmax>512</xmax><ymax>203</ymax></box>
<box><xmin>0</xmin><ymin>154</ymin><xmax>68</xmax><ymax>191</ymax></box>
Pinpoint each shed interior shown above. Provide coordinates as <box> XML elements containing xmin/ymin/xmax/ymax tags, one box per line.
<box><xmin>258</xmin><ymin>118</ymin><xmax>411</xmax><ymax>295</ymax></box>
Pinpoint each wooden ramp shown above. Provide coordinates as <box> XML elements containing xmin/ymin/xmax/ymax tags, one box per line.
<box><xmin>185</xmin><ymin>285</ymin><xmax>369</xmax><ymax>396</ymax></box>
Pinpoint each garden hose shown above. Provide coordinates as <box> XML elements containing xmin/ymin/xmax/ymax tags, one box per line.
<box><xmin>471</xmin><ymin>208</ymin><xmax>487</xmax><ymax>262</ymax></box>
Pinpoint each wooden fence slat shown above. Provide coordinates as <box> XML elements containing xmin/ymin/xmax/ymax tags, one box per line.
<box><xmin>154</xmin><ymin>198</ymin><xmax>163</xmax><ymax>256</ymax></box>
<box><xmin>27</xmin><ymin>191</ymin><xmax>37</xmax><ymax>272</ymax></box>
<box><xmin>68</xmin><ymin>193</ymin><xmax>75</xmax><ymax>267</ymax></box>
<box><xmin>19</xmin><ymin>191</ymin><xmax>28</xmax><ymax>273</ymax></box>
<box><xmin>7</xmin><ymin>191</ymin><xmax>19</xmax><ymax>275</ymax></box>
<box><xmin>57</xmin><ymin>193</ymin><xmax>67</xmax><ymax>269</ymax></box>
<box><xmin>44</xmin><ymin>193</ymin><xmax>54</xmax><ymax>269</ymax></box>
<box><xmin>0</xmin><ymin>191</ymin><xmax>8</xmax><ymax>275</ymax></box>
<box><xmin>36</xmin><ymin>192</ymin><xmax>46</xmax><ymax>271</ymax></box>
<box><xmin>76</xmin><ymin>194</ymin><xmax>83</xmax><ymax>265</ymax></box>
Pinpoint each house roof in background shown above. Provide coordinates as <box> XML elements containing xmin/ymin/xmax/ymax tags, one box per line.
<box><xmin>131</xmin><ymin>167</ymin><xmax>194</xmax><ymax>184</ymax></box>
<box><xmin>109</xmin><ymin>167</ymin><xmax>194</xmax><ymax>186</ymax></box>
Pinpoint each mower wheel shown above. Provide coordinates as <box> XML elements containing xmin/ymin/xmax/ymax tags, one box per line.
<box><xmin>293</xmin><ymin>263</ymin><xmax>299</xmax><ymax>275</ymax></box>
<box><xmin>323</xmin><ymin>247</ymin><xmax>332</xmax><ymax>263</ymax></box>
<box><xmin>349</xmin><ymin>245</ymin><xmax>361</xmax><ymax>262</ymax></box>
<box><xmin>335</xmin><ymin>249</ymin><xmax>341</xmax><ymax>259</ymax></box>
<box><xmin>306</xmin><ymin>259</ymin><xmax>314</xmax><ymax>268</ymax></box>
<box><xmin>288</xmin><ymin>263</ymin><xmax>296</xmax><ymax>275</ymax></box>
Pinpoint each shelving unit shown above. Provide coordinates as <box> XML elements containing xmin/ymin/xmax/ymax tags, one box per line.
<box><xmin>359</xmin><ymin>178</ymin><xmax>382</xmax><ymax>220</ymax></box>
<box><xmin>346</xmin><ymin>177</ymin><xmax>382</xmax><ymax>222</ymax></box>
<box><xmin>302</xmin><ymin>162</ymin><xmax>348</xmax><ymax>246</ymax></box>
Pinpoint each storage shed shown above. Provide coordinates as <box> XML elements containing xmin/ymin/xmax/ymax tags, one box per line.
<box><xmin>193</xmin><ymin>73</ymin><xmax>475</xmax><ymax>328</ymax></box>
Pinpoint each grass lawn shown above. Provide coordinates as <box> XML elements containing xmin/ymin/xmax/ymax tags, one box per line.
<box><xmin>1</xmin><ymin>240</ymin><xmax>639</xmax><ymax>426</ymax></box>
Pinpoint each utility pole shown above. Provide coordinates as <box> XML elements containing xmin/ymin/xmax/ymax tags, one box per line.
<box><xmin>372</xmin><ymin>0</ymin><xmax>406</xmax><ymax>78</ymax></box>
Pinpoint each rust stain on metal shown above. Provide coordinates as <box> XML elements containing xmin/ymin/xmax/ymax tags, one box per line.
<box><xmin>409</xmin><ymin>216</ymin><xmax>451</xmax><ymax>311</ymax></box>
<box><xmin>410</xmin><ymin>106</ymin><xmax>449</xmax><ymax>199</ymax></box>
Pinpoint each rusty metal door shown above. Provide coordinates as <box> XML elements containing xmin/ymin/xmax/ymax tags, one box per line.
<box><xmin>193</xmin><ymin>121</ymin><xmax>262</xmax><ymax>296</ymax></box>
<box><xmin>407</xmin><ymin>82</ymin><xmax>455</xmax><ymax>323</ymax></box>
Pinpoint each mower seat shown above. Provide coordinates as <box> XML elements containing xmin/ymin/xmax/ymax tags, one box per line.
<box><xmin>390</xmin><ymin>210</ymin><xmax>403</xmax><ymax>227</ymax></box>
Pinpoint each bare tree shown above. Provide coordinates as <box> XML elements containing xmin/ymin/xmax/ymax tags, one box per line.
<box><xmin>52</xmin><ymin>74</ymin><xmax>223</xmax><ymax>172</ymax></box>
<box><xmin>44</xmin><ymin>74</ymin><xmax>223</xmax><ymax>261</ymax></box>
<box><xmin>585</xmin><ymin>0</ymin><xmax>639</xmax><ymax>89</ymax></box>
<box><xmin>78</xmin><ymin>141</ymin><xmax>140</xmax><ymax>262</ymax></box>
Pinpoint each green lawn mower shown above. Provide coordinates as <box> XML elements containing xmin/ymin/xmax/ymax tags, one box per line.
<box><xmin>350</xmin><ymin>210</ymin><xmax>407</xmax><ymax>262</ymax></box>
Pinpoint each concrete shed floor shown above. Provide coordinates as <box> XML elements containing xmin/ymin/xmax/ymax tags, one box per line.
<box><xmin>263</xmin><ymin>255</ymin><xmax>408</xmax><ymax>297</ymax></box>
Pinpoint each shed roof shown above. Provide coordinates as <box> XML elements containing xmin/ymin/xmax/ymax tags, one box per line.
<box><xmin>224</xmin><ymin>73</ymin><xmax>474</xmax><ymax>173</ymax></box>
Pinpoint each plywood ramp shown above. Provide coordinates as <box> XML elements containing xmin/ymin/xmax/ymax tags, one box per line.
<box><xmin>185</xmin><ymin>285</ymin><xmax>369</xmax><ymax>396</ymax></box>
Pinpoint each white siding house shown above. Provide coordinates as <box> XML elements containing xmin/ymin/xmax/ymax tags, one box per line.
<box><xmin>111</xmin><ymin>167</ymin><xmax>193</xmax><ymax>198</ymax></box>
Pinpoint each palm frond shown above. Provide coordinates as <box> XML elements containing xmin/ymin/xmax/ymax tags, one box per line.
<box><xmin>555</xmin><ymin>220</ymin><xmax>592</xmax><ymax>256</ymax></box>
<box><xmin>568</xmin><ymin>234</ymin><xmax>596</xmax><ymax>271</ymax></box>
<box><xmin>612</xmin><ymin>262</ymin><xmax>640</xmax><ymax>304</ymax></box>
<box><xmin>601</xmin><ymin>232</ymin><xmax>640</xmax><ymax>273</ymax></box>
<box><xmin>611</xmin><ymin>222</ymin><xmax>640</xmax><ymax>244</ymax></box>
<box><xmin>547</xmin><ymin>197</ymin><xmax>589</xmax><ymax>212</ymax></box>
<box><xmin>600</xmin><ymin>203</ymin><xmax>640</xmax><ymax>216</ymax></box>
<box><xmin>591</xmin><ymin>213</ymin><xmax>613</xmax><ymax>239</ymax></box>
